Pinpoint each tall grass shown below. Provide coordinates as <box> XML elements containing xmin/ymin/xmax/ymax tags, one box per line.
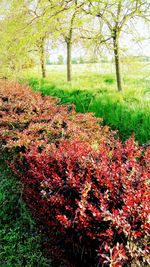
<box><xmin>21</xmin><ymin>63</ymin><xmax>150</xmax><ymax>144</ymax></box>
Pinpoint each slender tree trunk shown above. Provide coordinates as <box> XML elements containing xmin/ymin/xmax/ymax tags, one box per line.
<box><xmin>40</xmin><ymin>40</ymin><xmax>46</xmax><ymax>79</ymax></box>
<box><xmin>67</xmin><ymin>41</ymin><xmax>72</xmax><ymax>82</ymax></box>
<box><xmin>113</xmin><ymin>35</ymin><xmax>122</xmax><ymax>92</ymax></box>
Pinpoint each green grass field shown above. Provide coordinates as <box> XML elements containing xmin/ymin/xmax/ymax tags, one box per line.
<box><xmin>22</xmin><ymin>62</ymin><xmax>150</xmax><ymax>144</ymax></box>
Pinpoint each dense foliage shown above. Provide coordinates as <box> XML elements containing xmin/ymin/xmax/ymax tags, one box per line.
<box><xmin>0</xmin><ymin>81</ymin><xmax>150</xmax><ymax>267</ymax></box>
<box><xmin>0</xmin><ymin>81</ymin><xmax>110</xmax><ymax>151</ymax></box>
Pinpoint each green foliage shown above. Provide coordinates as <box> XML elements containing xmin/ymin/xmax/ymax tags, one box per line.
<box><xmin>89</xmin><ymin>95</ymin><xmax>150</xmax><ymax>144</ymax></box>
<box><xmin>0</xmin><ymin>156</ymin><xmax>52</xmax><ymax>267</ymax></box>
<box><xmin>0</xmin><ymin>2</ymin><xmax>35</xmax><ymax>79</ymax></box>
<box><xmin>57</xmin><ymin>55</ymin><xmax>64</xmax><ymax>65</ymax></box>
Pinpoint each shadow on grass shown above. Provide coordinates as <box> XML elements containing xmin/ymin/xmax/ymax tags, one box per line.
<box><xmin>0</xmin><ymin>153</ymin><xmax>53</xmax><ymax>267</ymax></box>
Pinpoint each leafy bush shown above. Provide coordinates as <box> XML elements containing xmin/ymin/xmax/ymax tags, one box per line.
<box><xmin>1</xmin><ymin>81</ymin><xmax>150</xmax><ymax>266</ymax></box>
<box><xmin>0</xmin><ymin>81</ymin><xmax>112</xmax><ymax>153</ymax></box>
<box><xmin>0</xmin><ymin>81</ymin><xmax>60</xmax><ymax>149</ymax></box>
<box><xmin>10</xmin><ymin>137</ymin><xmax>150</xmax><ymax>267</ymax></box>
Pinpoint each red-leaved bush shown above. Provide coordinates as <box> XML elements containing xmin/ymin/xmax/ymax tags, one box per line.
<box><xmin>0</xmin><ymin>81</ymin><xmax>150</xmax><ymax>266</ymax></box>
<box><xmin>0</xmin><ymin>81</ymin><xmax>59</xmax><ymax>147</ymax></box>
<box><xmin>0</xmin><ymin>81</ymin><xmax>110</xmax><ymax>151</ymax></box>
<box><xmin>11</xmin><ymin>137</ymin><xmax>150</xmax><ymax>267</ymax></box>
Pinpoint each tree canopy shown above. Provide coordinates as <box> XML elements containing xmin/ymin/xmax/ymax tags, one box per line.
<box><xmin>0</xmin><ymin>0</ymin><xmax>149</xmax><ymax>90</ymax></box>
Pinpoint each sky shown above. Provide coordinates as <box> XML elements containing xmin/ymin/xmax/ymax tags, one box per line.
<box><xmin>49</xmin><ymin>18</ymin><xmax>150</xmax><ymax>62</ymax></box>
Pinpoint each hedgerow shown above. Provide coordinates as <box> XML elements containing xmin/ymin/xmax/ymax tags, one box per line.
<box><xmin>0</xmin><ymin>81</ymin><xmax>110</xmax><ymax>151</ymax></box>
<box><xmin>10</xmin><ymin>138</ymin><xmax>150</xmax><ymax>267</ymax></box>
<box><xmin>0</xmin><ymin>81</ymin><xmax>150</xmax><ymax>267</ymax></box>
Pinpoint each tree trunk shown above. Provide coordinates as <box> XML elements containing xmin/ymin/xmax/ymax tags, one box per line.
<box><xmin>40</xmin><ymin>41</ymin><xmax>46</xmax><ymax>79</ymax></box>
<box><xmin>113</xmin><ymin>35</ymin><xmax>122</xmax><ymax>92</ymax></box>
<box><xmin>67</xmin><ymin>41</ymin><xmax>72</xmax><ymax>82</ymax></box>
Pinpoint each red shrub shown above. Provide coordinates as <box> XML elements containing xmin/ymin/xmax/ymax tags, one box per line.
<box><xmin>0</xmin><ymin>81</ymin><xmax>111</xmax><ymax>151</ymax></box>
<box><xmin>11</xmin><ymin>137</ymin><xmax>150</xmax><ymax>267</ymax></box>
<box><xmin>0</xmin><ymin>81</ymin><xmax>59</xmax><ymax>148</ymax></box>
<box><xmin>1</xmin><ymin>81</ymin><xmax>150</xmax><ymax>266</ymax></box>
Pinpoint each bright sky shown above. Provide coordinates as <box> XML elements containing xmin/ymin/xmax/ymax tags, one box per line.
<box><xmin>50</xmin><ymin>18</ymin><xmax>150</xmax><ymax>62</ymax></box>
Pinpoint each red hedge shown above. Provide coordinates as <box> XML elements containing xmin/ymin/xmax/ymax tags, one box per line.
<box><xmin>11</xmin><ymin>138</ymin><xmax>150</xmax><ymax>266</ymax></box>
<box><xmin>0</xmin><ymin>81</ymin><xmax>111</xmax><ymax>151</ymax></box>
<box><xmin>0</xmin><ymin>81</ymin><xmax>150</xmax><ymax>266</ymax></box>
